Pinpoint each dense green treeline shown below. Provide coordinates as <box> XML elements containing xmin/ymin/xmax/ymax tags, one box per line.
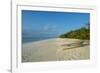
<box><xmin>59</xmin><ymin>23</ymin><xmax>90</xmax><ymax>40</ymax></box>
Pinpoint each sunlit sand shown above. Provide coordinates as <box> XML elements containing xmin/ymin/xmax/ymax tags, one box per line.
<box><xmin>22</xmin><ymin>38</ymin><xmax>89</xmax><ymax>62</ymax></box>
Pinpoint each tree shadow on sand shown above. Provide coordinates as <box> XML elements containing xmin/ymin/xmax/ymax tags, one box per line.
<box><xmin>62</xmin><ymin>41</ymin><xmax>89</xmax><ymax>50</ymax></box>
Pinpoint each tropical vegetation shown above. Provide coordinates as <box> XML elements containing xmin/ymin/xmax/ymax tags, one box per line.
<box><xmin>59</xmin><ymin>23</ymin><xmax>90</xmax><ymax>40</ymax></box>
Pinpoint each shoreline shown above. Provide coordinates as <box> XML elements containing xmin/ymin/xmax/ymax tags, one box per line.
<box><xmin>22</xmin><ymin>38</ymin><xmax>90</xmax><ymax>62</ymax></box>
<box><xmin>22</xmin><ymin>38</ymin><xmax>57</xmax><ymax>45</ymax></box>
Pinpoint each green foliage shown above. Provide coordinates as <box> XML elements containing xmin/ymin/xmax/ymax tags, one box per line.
<box><xmin>59</xmin><ymin>26</ymin><xmax>90</xmax><ymax>40</ymax></box>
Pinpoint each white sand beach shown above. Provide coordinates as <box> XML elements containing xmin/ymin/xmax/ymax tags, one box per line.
<box><xmin>22</xmin><ymin>38</ymin><xmax>90</xmax><ymax>62</ymax></box>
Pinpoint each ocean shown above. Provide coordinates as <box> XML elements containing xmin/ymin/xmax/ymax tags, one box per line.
<box><xmin>22</xmin><ymin>36</ymin><xmax>57</xmax><ymax>44</ymax></box>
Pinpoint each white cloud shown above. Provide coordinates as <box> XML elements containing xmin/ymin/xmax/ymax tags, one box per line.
<box><xmin>43</xmin><ymin>24</ymin><xmax>57</xmax><ymax>31</ymax></box>
<box><xmin>52</xmin><ymin>25</ymin><xmax>57</xmax><ymax>29</ymax></box>
<box><xmin>44</xmin><ymin>25</ymin><xmax>49</xmax><ymax>31</ymax></box>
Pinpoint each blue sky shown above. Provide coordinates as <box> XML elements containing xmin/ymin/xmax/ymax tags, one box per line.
<box><xmin>22</xmin><ymin>10</ymin><xmax>90</xmax><ymax>37</ymax></box>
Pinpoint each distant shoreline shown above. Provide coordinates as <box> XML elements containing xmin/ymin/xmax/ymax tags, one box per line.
<box><xmin>22</xmin><ymin>37</ymin><xmax>58</xmax><ymax>44</ymax></box>
<box><xmin>22</xmin><ymin>37</ymin><xmax>57</xmax><ymax>44</ymax></box>
<box><xmin>22</xmin><ymin>37</ymin><xmax>89</xmax><ymax>44</ymax></box>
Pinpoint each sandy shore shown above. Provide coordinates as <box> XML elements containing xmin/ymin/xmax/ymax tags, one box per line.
<box><xmin>22</xmin><ymin>38</ymin><xmax>90</xmax><ymax>62</ymax></box>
